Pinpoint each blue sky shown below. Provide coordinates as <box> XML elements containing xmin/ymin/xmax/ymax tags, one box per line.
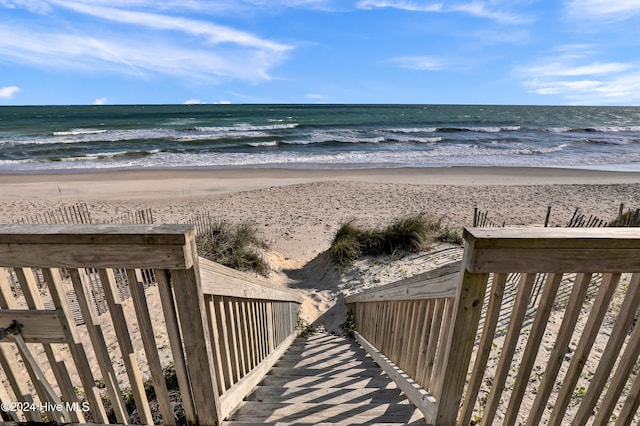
<box><xmin>1</xmin><ymin>0</ymin><xmax>639</xmax><ymax>105</ymax></box>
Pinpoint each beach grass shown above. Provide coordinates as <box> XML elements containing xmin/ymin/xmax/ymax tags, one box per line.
<box><xmin>196</xmin><ymin>220</ymin><xmax>270</xmax><ymax>276</ymax></box>
<box><xmin>329</xmin><ymin>214</ymin><xmax>460</xmax><ymax>267</ymax></box>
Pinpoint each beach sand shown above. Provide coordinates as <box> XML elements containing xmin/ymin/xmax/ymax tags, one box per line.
<box><xmin>2</xmin><ymin>166</ymin><xmax>640</xmax><ymax>261</ymax></box>
<box><xmin>2</xmin><ymin>166</ymin><xmax>640</xmax><ymax>423</ymax></box>
<box><xmin>2</xmin><ymin>166</ymin><xmax>640</xmax><ymax>326</ymax></box>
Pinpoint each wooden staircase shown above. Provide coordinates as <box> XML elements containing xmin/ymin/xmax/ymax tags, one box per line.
<box><xmin>225</xmin><ymin>330</ymin><xmax>423</xmax><ymax>425</ymax></box>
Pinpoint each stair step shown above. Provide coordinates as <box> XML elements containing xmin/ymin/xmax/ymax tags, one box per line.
<box><xmin>268</xmin><ymin>366</ymin><xmax>385</xmax><ymax>378</ymax></box>
<box><xmin>258</xmin><ymin>374</ymin><xmax>400</xmax><ymax>389</ymax></box>
<box><xmin>246</xmin><ymin>385</ymin><xmax>406</xmax><ymax>404</ymax></box>
<box><xmin>227</xmin><ymin>331</ymin><xmax>424</xmax><ymax>424</ymax></box>
<box><xmin>227</xmin><ymin>401</ymin><xmax>420</xmax><ymax>424</ymax></box>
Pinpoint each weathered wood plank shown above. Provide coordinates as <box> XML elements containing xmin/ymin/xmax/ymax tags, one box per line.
<box><xmin>69</xmin><ymin>268</ymin><xmax>128</xmax><ymax>424</ymax></box>
<box><xmin>468</xmin><ymin>248</ymin><xmax>640</xmax><ymax>273</ymax></box>
<box><xmin>503</xmin><ymin>273</ymin><xmax>563</xmax><ymax>424</ymax></box>
<box><xmin>155</xmin><ymin>269</ymin><xmax>197</xmax><ymax>424</ymax></box>
<box><xmin>345</xmin><ymin>261</ymin><xmax>460</xmax><ymax>303</ymax></box>
<box><xmin>0</xmin><ymin>244</ymin><xmax>190</xmax><ymax>269</ymax></box>
<box><xmin>0</xmin><ymin>310</ymin><xmax>69</xmax><ymax>343</ymax></box>
<box><xmin>465</xmin><ymin>227</ymin><xmax>640</xmax><ymax>247</ymax></box>
<box><xmin>436</xmin><ymin>269</ymin><xmax>489</xmax><ymax>425</ymax></box>
<box><xmin>171</xmin><ymin>262</ymin><xmax>222</xmax><ymax>425</ymax></box>
<box><xmin>0</xmin><ymin>223</ymin><xmax>192</xmax><ymax>244</ymax></box>
<box><xmin>199</xmin><ymin>258</ymin><xmax>302</xmax><ymax>303</ymax></box>
<box><xmin>126</xmin><ymin>269</ymin><xmax>175</xmax><ymax>426</ymax></box>
<box><xmin>573</xmin><ymin>273</ymin><xmax>640</xmax><ymax>425</ymax></box>
<box><xmin>219</xmin><ymin>333</ymin><xmax>297</xmax><ymax>421</ymax></box>
<box><xmin>355</xmin><ymin>332</ymin><xmax>438</xmax><ymax>422</ymax></box>
<box><xmin>100</xmin><ymin>268</ymin><xmax>153</xmax><ymax>425</ymax></box>
<box><xmin>43</xmin><ymin>268</ymin><xmax>105</xmax><ymax>423</ymax></box>
<box><xmin>533</xmin><ymin>273</ymin><xmax>618</xmax><ymax>425</ymax></box>
<box><xmin>459</xmin><ymin>273</ymin><xmax>507</xmax><ymax>426</ymax></box>
<box><xmin>11</xmin><ymin>268</ymin><xmax>73</xmax><ymax>423</ymax></box>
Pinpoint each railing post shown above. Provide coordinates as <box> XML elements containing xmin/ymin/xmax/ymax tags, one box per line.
<box><xmin>436</xmin><ymin>268</ymin><xmax>489</xmax><ymax>425</ymax></box>
<box><xmin>171</xmin><ymin>233</ymin><xmax>222</xmax><ymax>425</ymax></box>
<box><xmin>266</xmin><ymin>302</ymin><xmax>275</xmax><ymax>351</ymax></box>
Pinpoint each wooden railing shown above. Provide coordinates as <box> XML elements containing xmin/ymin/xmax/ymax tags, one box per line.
<box><xmin>0</xmin><ymin>224</ymin><xmax>301</xmax><ymax>425</ymax></box>
<box><xmin>345</xmin><ymin>260</ymin><xmax>461</xmax><ymax>422</ymax></box>
<box><xmin>346</xmin><ymin>227</ymin><xmax>640</xmax><ymax>425</ymax></box>
<box><xmin>199</xmin><ymin>258</ymin><xmax>302</xmax><ymax>421</ymax></box>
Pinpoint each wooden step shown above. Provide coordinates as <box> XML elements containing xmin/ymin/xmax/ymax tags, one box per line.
<box><xmin>268</xmin><ymin>365</ymin><xmax>385</xmax><ymax>378</ymax></box>
<box><xmin>226</xmin><ymin>331</ymin><xmax>424</xmax><ymax>425</ymax></box>
<box><xmin>228</xmin><ymin>401</ymin><xmax>420</xmax><ymax>424</ymax></box>
<box><xmin>258</xmin><ymin>373</ymin><xmax>402</xmax><ymax>389</ymax></box>
<box><xmin>246</xmin><ymin>385</ymin><xmax>406</xmax><ymax>404</ymax></box>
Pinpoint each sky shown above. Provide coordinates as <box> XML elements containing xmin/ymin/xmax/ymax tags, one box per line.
<box><xmin>1</xmin><ymin>0</ymin><xmax>639</xmax><ymax>105</ymax></box>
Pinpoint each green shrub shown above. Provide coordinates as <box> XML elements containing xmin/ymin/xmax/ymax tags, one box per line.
<box><xmin>329</xmin><ymin>214</ymin><xmax>453</xmax><ymax>267</ymax></box>
<box><xmin>196</xmin><ymin>220</ymin><xmax>270</xmax><ymax>276</ymax></box>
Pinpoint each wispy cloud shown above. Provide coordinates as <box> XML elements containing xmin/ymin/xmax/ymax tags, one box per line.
<box><xmin>93</xmin><ymin>97</ymin><xmax>107</xmax><ymax>105</ymax></box>
<box><xmin>0</xmin><ymin>85</ymin><xmax>20</xmax><ymax>99</ymax></box>
<box><xmin>306</xmin><ymin>93</ymin><xmax>331</xmax><ymax>101</ymax></box>
<box><xmin>517</xmin><ymin>47</ymin><xmax>640</xmax><ymax>104</ymax></box>
<box><xmin>49</xmin><ymin>0</ymin><xmax>291</xmax><ymax>52</ymax></box>
<box><xmin>357</xmin><ymin>0</ymin><xmax>442</xmax><ymax>12</ymax></box>
<box><xmin>526</xmin><ymin>62</ymin><xmax>633</xmax><ymax>77</ymax></box>
<box><xmin>357</xmin><ymin>0</ymin><xmax>529</xmax><ymax>24</ymax></box>
<box><xmin>389</xmin><ymin>56</ymin><xmax>443</xmax><ymax>70</ymax></box>
<box><xmin>0</xmin><ymin>0</ymin><xmax>51</xmax><ymax>13</ymax></box>
<box><xmin>0</xmin><ymin>1</ymin><xmax>292</xmax><ymax>82</ymax></box>
<box><xmin>566</xmin><ymin>0</ymin><xmax>640</xmax><ymax>19</ymax></box>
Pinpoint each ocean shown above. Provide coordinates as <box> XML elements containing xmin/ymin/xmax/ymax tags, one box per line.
<box><xmin>1</xmin><ymin>104</ymin><xmax>640</xmax><ymax>172</ymax></box>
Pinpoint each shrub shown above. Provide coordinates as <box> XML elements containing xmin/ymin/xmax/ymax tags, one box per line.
<box><xmin>329</xmin><ymin>214</ymin><xmax>452</xmax><ymax>267</ymax></box>
<box><xmin>196</xmin><ymin>220</ymin><xmax>270</xmax><ymax>276</ymax></box>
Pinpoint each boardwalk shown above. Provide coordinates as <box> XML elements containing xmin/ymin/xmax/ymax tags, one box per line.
<box><xmin>225</xmin><ymin>330</ymin><xmax>423</xmax><ymax>425</ymax></box>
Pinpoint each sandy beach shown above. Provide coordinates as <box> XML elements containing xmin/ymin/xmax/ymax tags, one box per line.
<box><xmin>3</xmin><ymin>165</ymin><xmax>640</xmax><ymax>329</ymax></box>
<box><xmin>2</xmin><ymin>166</ymin><xmax>640</xmax><ymax>260</ymax></box>
<box><xmin>2</xmin><ymin>165</ymin><xmax>640</xmax><ymax>424</ymax></box>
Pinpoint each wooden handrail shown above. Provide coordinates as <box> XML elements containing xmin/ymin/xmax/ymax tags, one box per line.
<box><xmin>0</xmin><ymin>224</ymin><xmax>301</xmax><ymax>425</ymax></box>
<box><xmin>347</xmin><ymin>227</ymin><xmax>640</xmax><ymax>425</ymax></box>
<box><xmin>345</xmin><ymin>260</ymin><xmax>461</xmax><ymax>422</ymax></box>
<box><xmin>198</xmin><ymin>257</ymin><xmax>302</xmax><ymax>420</ymax></box>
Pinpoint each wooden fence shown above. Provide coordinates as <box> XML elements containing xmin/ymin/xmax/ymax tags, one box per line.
<box><xmin>0</xmin><ymin>224</ymin><xmax>301</xmax><ymax>425</ymax></box>
<box><xmin>473</xmin><ymin>203</ymin><xmax>640</xmax><ymax>229</ymax></box>
<box><xmin>346</xmin><ymin>227</ymin><xmax>640</xmax><ymax>425</ymax></box>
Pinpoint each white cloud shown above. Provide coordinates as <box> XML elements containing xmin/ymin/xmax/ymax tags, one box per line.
<box><xmin>0</xmin><ymin>1</ymin><xmax>292</xmax><ymax>83</ymax></box>
<box><xmin>306</xmin><ymin>93</ymin><xmax>329</xmax><ymax>99</ymax></box>
<box><xmin>566</xmin><ymin>0</ymin><xmax>640</xmax><ymax>18</ymax></box>
<box><xmin>390</xmin><ymin>56</ymin><xmax>443</xmax><ymax>70</ymax></box>
<box><xmin>357</xmin><ymin>0</ymin><xmax>528</xmax><ymax>24</ymax></box>
<box><xmin>213</xmin><ymin>100</ymin><xmax>231</xmax><ymax>104</ymax></box>
<box><xmin>0</xmin><ymin>85</ymin><xmax>20</xmax><ymax>99</ymax></box>
<box><xmin>517</xmin><ymin>49</ymin><xmax>640</xmax><ymax>104</ymax></box>
<box><xmin>49</xmin><ymin>0</ymin><xmax>290</xmax><ymax>52</ymax></box>
<box><xmin>0</xmin><ymin>0</ymin><xmax>51</xmax><ymax>13</ymax></box>
<box><xmin>526</xmin><ymin>62</ymin><xmax>633</xmax><ymax>77</ymax></box>
<box><xmin>0</xmin><ymin>21</ymin><xmax>289</xmax><ymax>82</ymax></box>
<box><xmin>184</xmin><ymin>99</ymin><xmax>206</xmax><ymax>104</ymax></box>
<box><xmin>357</xmin><ymin>0</ymin><xmax>442</xmax><ymax>12</ymax></box>
<box><xmin>93</xmin><ymin>97</ymin><xmax>107</xmax><ymax>105</ymax></box>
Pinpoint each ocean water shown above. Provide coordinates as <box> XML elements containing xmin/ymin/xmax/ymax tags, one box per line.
<box><xmin>1</xmin><ymin>104</ymin><xmax>640</xmax><ymax>172</ymax></box>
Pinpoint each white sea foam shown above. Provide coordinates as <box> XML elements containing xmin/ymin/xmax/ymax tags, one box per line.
<box><xmin>383</xmin><ymin>127</ymin><xmax>437</xmax><ymax>133</ymax></box>
<box><xmin>463</xmin><ymin>126</ymin><xmax>521</xmax><ymax>133</ymax></box>
<box><xmin>248</xmin><ymin>141</ymin><xmax>278</xmax><ymax>147</ymax></box>
<box><xmin>52</xmin><ymin>128</ymin><xmax>108</xmax><ymax>136</ymax></box>
<box><xmin>194</xmin><ymin>123</ymin><xmax>298</xmax><ymax>132</ymax></box>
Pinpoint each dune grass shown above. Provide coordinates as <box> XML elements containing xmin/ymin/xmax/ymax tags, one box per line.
<box><xmin>196</xmin><ymin>220</ymin><xmax>270</xmax><ymax>276</ymax></box>
<box><xmin>329</xmin><ymin>214</ymin><xmax>462</xmax><ymax>267</ymax></box>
